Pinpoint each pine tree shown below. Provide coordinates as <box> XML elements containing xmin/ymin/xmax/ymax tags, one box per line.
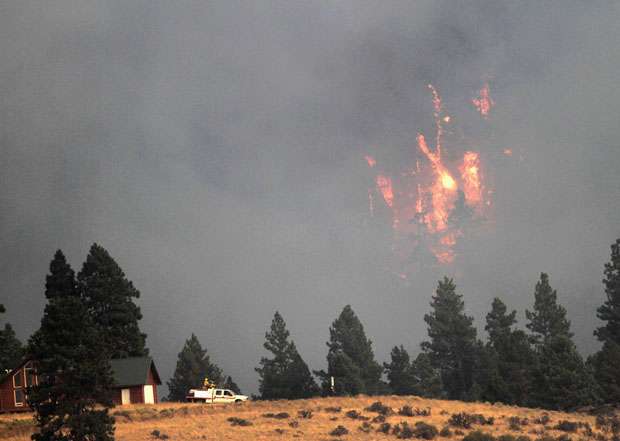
<box><xmin>525</xmin><ymin>273</ymin><xmax>572</xmax><ymax>343</ymax></box>
<box><xmin>410</xmin><ymin>352</ymin><xmax>443</xmax><ymax>398</ymax></box>
<box><xmin>591</xmin><ymin>238</ymin><xmax>620</xmax><ymax>402</ymax></box>
<box><xmin>483</xmin><ymin>298</ymin><xmax>536</xmax><ymax>405</ymax></box>
<box><xmin>78</xmin><ymin>243</ymin><xmax>147</xmax><ymax>358</ymax></box>
<box><xmin>595</xmin><ymin>239</ymin><xmax>620</xmax><ymax>344</ymax></box>
<box><xmin>421</xmin><ymin>277</ymin><xmax>478</xmax><ymax>400</ymax></box>
<box><xmin>28</xmin><ymin>250</ymin><xmax>114</xmax><ymax>441</ymax></box>
<box><xmin>525</xmin><ymin>273</ymin><xmax>597</xmax><ymax>409</ymax></box>
<box><xmin>384</xmin><ymin>346</ymin><xmax>416</xmax><ymax>395</ymax></box>
<box><xmin>529</xmin><ymin>334</ymin><xmax>598</xmax><ymax>410</ymax></box>
<box><xmin>316</xmin><ymin>305</ymin><xmax>382</xmax><ymax>396</ymax></box>
<box><xmin>0</xmin><ymin>304</ymin><xmax>24</xmax><ymax>373</ymax></box>
<box><xmin>167</xmin><ymin>334</ymin><xmax>223</xmax><ymax>401</ymax></box>
<box><xmin>223</xmin><ymin>376</ymin><xmax>241</xmax><ymax>395</ymax></box>
<box><xmin>256</xmin><ymin>312</ymin><xmax>319</xmax><ymax>399</ymax></box>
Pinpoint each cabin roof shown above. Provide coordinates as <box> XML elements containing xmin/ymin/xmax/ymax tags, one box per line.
<box><xmin>1</xmin><ymin>357</ymin><xmax>162</xmax><ymax>388</ymax></box>
<box><xmin>110</xmin><ymin>356</ymin><xmax>162</xmax><ymax>387</ymax></box>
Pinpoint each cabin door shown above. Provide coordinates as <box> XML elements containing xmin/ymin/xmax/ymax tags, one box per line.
<box><xmin>121</xmin><ymin>389</ymin><xmax>131</xmax><ymax>405</ymax></box>
<box><xmin>144</xmin><ymin>385</ymin><xmax>155</xmax><ymax>404</ymax></box>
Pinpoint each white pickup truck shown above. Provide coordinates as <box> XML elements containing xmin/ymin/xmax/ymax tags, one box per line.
<box><xmin>186</xmin><ymin>388</ymin><xmax>248</xmax><ymax>404</ymax></box>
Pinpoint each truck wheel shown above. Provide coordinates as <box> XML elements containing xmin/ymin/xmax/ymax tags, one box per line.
<box><xmin>235</xmin><ymin>399</ymin><xmax>242</xmax><ymax>403</ymax></box>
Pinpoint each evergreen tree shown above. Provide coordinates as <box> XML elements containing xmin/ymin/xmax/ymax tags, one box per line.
<box><xmin>223</xmin><ymin>376</ymin><xmax>241</xmax><ymax>395</ymax></box>
<box><xmin>0</xmin><ymin>304</ymin><xmax>24</xmax><ymax>374</ymax></box>
<box><xmin>483</xmin><ymin>298</ymin><xmax>536</xmax><ymax>405</ymax></box>
<box><xmin>410</xmin><ymin>352</ymin><xmax>443</xmax><ymax>398</ymax></box>
<box><xmin>421</xmin><ymin>277</ymin><xmax>478</xmax><ymax>400</ymax></box>
<box><xmin>167</xmin><ymin>334</ymin><xmax>223</xmax><ymax>401</ymax></box>
<box><xmin>316</xmin><ymin>305</ymin><xmax>383</xmax><ymax>396</ymax></box>
<box><xmin>384</xmin><ymin>345</ymin><xmax>416</xmax><ymax>395</ymax></box>
<box><xmin>525</xmin><ymin>273</ymin><xmax>572</xmax><ymax>343</ymax></box>
<box><xmin>525</xmin><ymin>274</ymin><xmax>597</xmax><ymax>409</ymax></box>
<box><xmin>529</xmin><ymin>334</ymin><xmax>598</xmax><ymax>410</ymax></box>
<box><xmin>384</xmin><ymin>346</ymin><xmax>443</xmax><ymax>397</ymax></box>
<box><xmin>256</xmin><ymin>312</ymin><xmax>318</xmax><ymax>399</ymax></box>
<box><xmin>595</xmin><ymin>239</ymin><xmax>620</xmax><ymax>344</ymax></box>
<box><xmin>28</xmin><ymin>250</ymin><xmax>114</xmax><ymax>441</ymax></box>
<box><xmin>591</xmin><ymin>238</ymin><xmax>620</xmax><ymax>402</ymax></box>
<box><xmin>78</xmin><ymin>243</ymin><xmax>147</xmax><ymax>358</ymax></box>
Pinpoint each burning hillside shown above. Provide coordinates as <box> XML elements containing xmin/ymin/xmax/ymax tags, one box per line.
<box><xmin>365</xmin><ymin>84</ymin><xmax>495</xmax><ymax>271</ymax></box>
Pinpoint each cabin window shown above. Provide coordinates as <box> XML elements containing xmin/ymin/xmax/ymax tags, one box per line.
<box><xmin>13</xmin><ymin>371</ymin><xmax>23</xmax><ymax>388</ymax></box>
<box><xmin>25</xmin><ymin>365</ymin><xmax>37</xmax><ymax>387</ymax></box>
<box><xmin>224</xmin><ymin>390</ymin><xmax>233</xmax><ymax>397</ymax></box>
<box><xmin>215</xmin><ymin>390</ymin><xmax>223</xmax><ymax>396</ymax></box>
<box><xmin>14</xmin><ymin>389</ymin><xmax>24</xmax><ymax>406</ymax></box>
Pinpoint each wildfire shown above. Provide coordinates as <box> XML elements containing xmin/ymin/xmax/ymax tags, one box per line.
<box><xmin>365</xmin><ymin>84</ymin><xmax>491</xmax><ymax>267</ymax></box>
<box><xmin>473</xmin><ymin>83</ymin><xmax>494</xmax><ymax>118</ymax></box>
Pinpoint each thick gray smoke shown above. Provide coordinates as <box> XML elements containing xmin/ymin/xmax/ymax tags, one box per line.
<box><xmin>1</xmin><ymin>1</ymin><xmax>619</xmax><ymax>395</ymax></box>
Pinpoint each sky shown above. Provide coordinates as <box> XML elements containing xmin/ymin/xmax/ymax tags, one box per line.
<box><xmin>1</xmin><ymin>1</ymin><xmax>619</xmax><ymax>396</ymax></box>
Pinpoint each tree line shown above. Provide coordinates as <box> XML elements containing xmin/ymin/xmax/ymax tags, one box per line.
<box><xmin>249</xmin><ymin>238</ymin><xmax>620</xmax><ymax>409</ymax></box>
<box><xmin>0</xmin><ymin>238</ymin><xmax>619</xmax><ymax>441</ymax></box>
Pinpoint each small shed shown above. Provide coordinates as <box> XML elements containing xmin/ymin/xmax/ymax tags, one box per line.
<box><xmin>110</xmin><ymin>357</ymin><xmax>161</xmax><ymax>405</ymax></box>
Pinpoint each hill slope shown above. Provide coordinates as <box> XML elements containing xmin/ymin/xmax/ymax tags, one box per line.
<box><xmin>0</xmin><ymin>395</ymin><xmax>613</xmax><ymax>441</ymax></box>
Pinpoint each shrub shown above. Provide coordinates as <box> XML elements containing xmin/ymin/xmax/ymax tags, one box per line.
<box><xmin>400</xmin><ymin>406</ymin><xmax>416</xmax><ymax>417</ymax></box>
<box><xmin>263</xmin><ymin>412</ymin><xmax>290</xmax><ymax>419</ymax></box>
<box><xmin>555</xmin><ymin>421</ymin><xmax>579</xmax><ymax>433</ymax></box>
<box><xmin>274</xmin><ymin>428</ymin><xmax>285</xmax><ymax>435</ymax></box>
<box><xmin>597</xmin><ymin>415</ymin><xmax>620</xmax><ymax>435</ymax></box>
<box><xmin>449</xmin><ymin>413</ymin><xmax>493</xmax><ymax>429</ymax></box>
<box><xmin>377</xmin><ymin>422</ymin><xmax>392</xmax><ymax>434</ymax></box>
<box><xmin>150</xmin><ymin>430</ymin><xmax>169</xmax><ymax>440</ymax></box>
<box><xmin>345</xmin><ymin>410</ymin><xmax>368</xmax><ymax>420</ymax></box>
<box><xmin>393</xmin><ymin>421</ymin><xmax>416</xmax><ymax>439</ymax></box>
<box><xmin>330</xmin><ymin>425</ymin><xmax>349</xmax><ymax>436</ymax></box>
<box><xmin>499</xmin><ymin>435</ymin><xmax>517</xmax><ymax>441</ymax></box>
<box><xmin>399</xmin><ymin>405</ymin><xmax>431</xmax><ymax>417</ymax></box>
<box><xmin>372</xmin><ymin>414</ymin><xmax>386</xmax><ymax>423</ymax></box>
<box><xmin>227</xmin><ymin>417</ymin><xmax>252</xmax><ymax>427</ymax></box>
<box><xmin>288</xmin><ymin>420</ymin><xmax>299</xmax><ymax>428</ymax></box>
<box><xmin>510</xmin><ymin>417</ymin><xmax>529</xmax><ymax>431</ymax></box>
<box><xmin>359</xmin><ymin>421</ymin><xmax>373</xmax><ymax>433</ymax></box>
<box><xmin>298</xmin><ymin>409</ymin><xmax>313</xmax><ymax>419</ymax></box>
<box><xmin>516</xmin><ymin>436</ymin><xmax>533</xmax><ymax>441</ymax></box>
<box><xmin>414</xmin><ymin>422</ymin><xmax>439</xmax><ymax>440</ymax></box>
<box><xmin>535</xmin><ymin>436</ymin><xmax>556</xmax><ymax>441</ymax></box>
<box><xmin>440</xmin><ymin>426</ymin><xmax>453</xmax><ymax>437</ymax></box>
<box><xmin>534</xmin><ymin>414</ymin><xmax>551</xmax><ymax>426</ymax></box>
<box><xmin>325</xmin><ymin>406</ymin><xmax>342</xmax><ymax>413</ymax></box>
<box><xmin>462</xmin><ymin>430</ymin><xmax>496</xmax><ymax>441</ymax></box>
<box><xmin>366</xmin><ymin>401</ymin><xmax>393</xmax><ymax>415</ymax></box>
<box><xmin>557</xmin><ymin>435</ymin><xmax>572</xmax><ymax>441</ymax></box>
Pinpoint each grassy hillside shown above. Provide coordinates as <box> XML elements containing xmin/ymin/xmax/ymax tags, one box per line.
<box><xmin>0</xmin><ymin>395</ymin><xmax>615</xmax><ymax>441</ymax></box>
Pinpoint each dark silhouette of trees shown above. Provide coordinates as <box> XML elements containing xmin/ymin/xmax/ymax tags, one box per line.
<box><xmin>316</xmin><ymin>305</ymin><xmax>383</xmax><ymax>396</ymax></box>
<box><xmin>28</xmin><ymin>250</ymin><xmax>114</xmax><ymax>441</ymax></box>
<box><xmin>167</xmin><ymin>334</ymin><xmax>223</xmax><ymax>401</ymax></box>
<box><xmin>256</xmin><ymin>311</ymin><xmax>319</xmax><ymax>399</ymax></box>
<box><xmin>79</xmin><ymin>243</ymin><xmax>148</xmax><ymax>358</ymax></box>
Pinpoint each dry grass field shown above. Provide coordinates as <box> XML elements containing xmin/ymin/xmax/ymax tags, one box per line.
<box><xmin>0</xmin><ymin>396</ymin><xmax>615</xmax><ymax>441</ymax></box>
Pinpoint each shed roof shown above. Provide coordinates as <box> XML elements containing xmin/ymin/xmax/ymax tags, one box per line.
<box><xmin>109</xmin><ymin>357</ymin><xmax>161</xmax><ymax>387</ymax></box>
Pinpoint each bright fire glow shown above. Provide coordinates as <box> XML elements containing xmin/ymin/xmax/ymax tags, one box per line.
<box><xmin>365</xmin><ymin>84</ymin><xmax>491</xmax><ymax>267</ymax></box>
<box><xmin>473</xmin><ymin>83</ymin><xmax>494</xmax><ymax>118</ymax></box>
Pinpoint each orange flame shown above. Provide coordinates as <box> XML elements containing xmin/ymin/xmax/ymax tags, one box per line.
<box><xmin>364</xmin><ymin>83</ymin><xmax>492</xmax><ymax>268</ymax></box>
<box><xmin>473</xmin><ymin>83</ymin><xmax>494</xmax><ymax>118</ymax></box>
<box><xmin>375</xmin><ymin>175</ymin><xmax>394</xmax><ymax>208</ymax></box>
<box><xmin>459</xmin><ymin>151</ymin><xmax>483</xmax><ymax>207</ymax></box>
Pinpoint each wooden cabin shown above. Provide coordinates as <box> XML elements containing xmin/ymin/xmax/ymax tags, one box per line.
<box><xmin>0</xmin><ymin>356</ymin><xmax>161</xmax><ymax>413</ymax></box>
